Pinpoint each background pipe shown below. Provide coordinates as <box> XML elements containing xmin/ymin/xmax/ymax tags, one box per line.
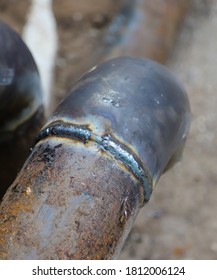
<box><xmin>0</xmin><ymin>57</ymin><xmax>191</xmax><ymax>259</ymax></box>
<box><xmin>102</xmin><ymin>0</ymin><xmax>191</xmax><ymax>63</ymax></box>
<box><xmin>0</xmin><ymin>20</ymin><xmax>44</xmax><ymax>198</ymax></box>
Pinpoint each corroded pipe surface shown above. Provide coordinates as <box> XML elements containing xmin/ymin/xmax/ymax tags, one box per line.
<box><xmin>0</xmin><ymin>57</ymin><xmax>191</xmax><ymax>259</ymax></box>
<box><xmin>0</xmin><ymin>21</ymin><xmax>44</xmax><ymax>198</ymax></box>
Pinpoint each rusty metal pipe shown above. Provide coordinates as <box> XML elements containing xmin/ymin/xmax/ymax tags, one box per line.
<box><xmin>0</xmin><ymin>21</ymin><xmax>44</xmax><ymax>198</ymax></box>
<box><xmin>0</xmin><ymin>57</ymin><xmax>190</xmax><ymax>259</ymax></box>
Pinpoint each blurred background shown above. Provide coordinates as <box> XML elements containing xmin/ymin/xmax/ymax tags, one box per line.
<box><xmin>0</xmin><ymin>0</ymin><xmax>216</xmax><ymax>259</ymax></box>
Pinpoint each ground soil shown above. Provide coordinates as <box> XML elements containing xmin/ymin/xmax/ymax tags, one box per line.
<box><xmin>1</xmin><ymin>0</ymin><xmax>217</xmax><ymax>259</ymax></box>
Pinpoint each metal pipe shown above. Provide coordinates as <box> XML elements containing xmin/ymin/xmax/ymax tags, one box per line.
<box><xmin>0</xmin><ymin>57</ymin><xmax>191</xmax><ymax>259</ymax></box>
<box><xmin>0</xmin><ymin>20</ymin><xmax>44</xmax><ymax>198</ymax></box>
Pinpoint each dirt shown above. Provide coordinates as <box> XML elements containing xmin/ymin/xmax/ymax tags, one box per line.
<box><xmin>1</xmin><ymin>0</ymin><xmax>217</xmax><ymax>259</ymax></box>
<box><xmin>52</xmin><ymin>0</ymin><xmax>128</xmax><ymax>109</ymax></box>
<box><xmin>0</xmin><ymin>0</ymin><xmax>30</xmax><ymax>33</ymax></box>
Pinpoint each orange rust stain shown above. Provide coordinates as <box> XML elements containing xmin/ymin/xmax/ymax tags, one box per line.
<box><xmin>173</xmin><ymin>246</ymin><xmax>186</xmax><ymax>257</ymax></box>
<box><xmin>0</xmin><ymin>190</ymin><xmax>34</xmax><ymax>258</ymax></box>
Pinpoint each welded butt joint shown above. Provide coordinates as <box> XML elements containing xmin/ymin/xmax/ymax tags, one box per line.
<box><xmin>35</xmin><ymin>121</ymin><xmax>153</xmax><ymax>203</ymax></box>
<box><xmin>33</xmin><ymin>56</ymin><xmax>191</xmax><ymax>206</ymax></box>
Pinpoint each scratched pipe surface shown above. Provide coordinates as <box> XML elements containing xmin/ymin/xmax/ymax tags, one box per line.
<box><xmin>0</xmin><ymin>21</ymin><xmax>44</xmax><ymax>198</ymax></box>
<box><xmin>0</xmin><ymin>57</ymin><xmax>190</xmax><ymax>259</ymax></box>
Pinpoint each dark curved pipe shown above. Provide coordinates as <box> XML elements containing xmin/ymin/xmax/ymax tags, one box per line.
<box><xmin>0</xmin><ymin>57</ymin><xmax>190</xmax><ymax>259</ymax></box>
<box><xmin>0</xmin><ymin>20</ymin><xmax>44</xmax><ymax>198</ymax></box>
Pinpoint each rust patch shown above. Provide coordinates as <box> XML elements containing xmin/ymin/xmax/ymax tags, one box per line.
<box><xmin>0</xmin><ymin>184</ymin><xmax>34</xmax><ymax>259</ymax></box>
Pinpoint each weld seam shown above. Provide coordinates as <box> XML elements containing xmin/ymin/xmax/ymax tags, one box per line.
<box><xmin>35</xmin><ymin>122</ymin><xmax>152</xmax><ymax>202</ymax></box>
